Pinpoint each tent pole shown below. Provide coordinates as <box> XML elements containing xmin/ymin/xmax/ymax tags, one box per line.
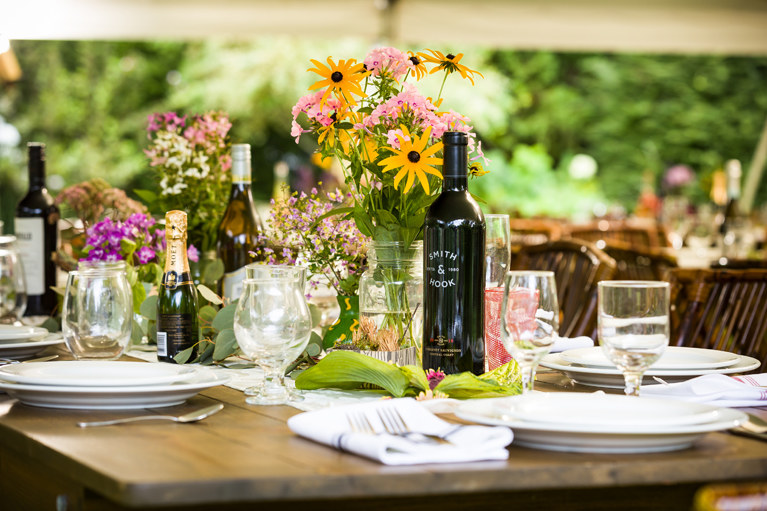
<box><xmin>742</xmin><ymin>113</ymin><xmax>767</xmax><ymax>213</ymax></box>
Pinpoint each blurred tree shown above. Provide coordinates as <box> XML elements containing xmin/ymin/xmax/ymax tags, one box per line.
<box><xmin>487</xmin><ymin>51</ymin><xmax>767</xmax><ymax>211</ymax></box>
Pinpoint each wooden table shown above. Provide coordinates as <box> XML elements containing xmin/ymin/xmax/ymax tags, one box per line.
<box><xmin>1</xmin><ymin>371</ymin><xmax>766</xmax><ymax>511</ymax></box>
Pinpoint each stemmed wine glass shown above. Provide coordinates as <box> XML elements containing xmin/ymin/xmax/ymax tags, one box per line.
<box><xmin>598</xmin><ymin>281</ymin><xmax>670</xmax><ymax>397</ymax></box>
<box><xmin>233</xmin><ymin>277</ymin><xmax>312</xmax><ymax>405</ymax></box>
<box><xmin>0</xmin><ymin>236</ymin><xmax>27</xmax><ymax>325</ymax></box>
<box><xmin>500</xmin><ymin>270</ymin><xmax>559</xmax><ymax>393</ymax></box>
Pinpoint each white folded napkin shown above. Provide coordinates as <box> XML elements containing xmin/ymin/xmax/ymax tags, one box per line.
<box><xmin>550</xmin><ymin>336</ymin><xmax>594</xmax><ymax>353</ymax></box>
<box><xmin>641</xmin><ymin>373</ymin><xmax>767</xmax><ymax>407</ymax></box>
<box><xmin>287</xmin><ymin>397</ymin><xmax>513</xmax><ymax>465</ymax></box>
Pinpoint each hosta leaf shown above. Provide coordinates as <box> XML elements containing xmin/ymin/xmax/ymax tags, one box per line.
<box><xmin>295</xmin><ymin>351</ymin><xmax>410</xmax><ymax>396</ymax></box>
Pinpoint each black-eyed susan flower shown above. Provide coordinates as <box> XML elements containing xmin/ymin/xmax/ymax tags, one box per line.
<box><xmin>469</xmin><ymin>162</ymin><xmax>489</xmax><ymax>177</ymax></box>
<box><xmin>419</xmin><ymin>49</ymin><xmax>484</xmax><ymax>85</ymax></box>
<box><xmin>308</xmin><ymin>57</ymin><xmax>367</xmax><ymax>107</ymax></box>
<box><xmin>406</xmin><ymin>51</ymin><xmax>428</xmax><ymax>80</ymax></box>
<box><xmin>379</xmin><ymin>126</ymin><xmax>443</xmax><ymax>194</ymax></box>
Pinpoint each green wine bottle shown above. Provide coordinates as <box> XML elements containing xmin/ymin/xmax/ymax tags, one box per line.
<box><xmin>157</xmin><ymin>210</ymin><xmax>199</xmax><ymax>363</ymax></box>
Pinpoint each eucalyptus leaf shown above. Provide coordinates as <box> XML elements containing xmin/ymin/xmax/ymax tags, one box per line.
<box><xmin>131</xmin><ymin>280</ymin><xmax>147</xmax><ymax>314</ymax></box>
<box><xmin>211</xmin><ymin>302</ymin><xmax>237</xmax><ymax>331</ymax></box>
<box><xmin>131</xmin><ymin>318</ymin><xmax>145</xmax><ymax>344</ymax></box>
<box><xmin>306</xmin><ymin>343</ymin><xmax>321</xmax><ymax>357</ymax></box>
<box><xmin>212</xmin><ymin>328</ymin><xmax>238</xmax><ymax>361</ymax></box>
<box><xmin>202</xmin><ymin>258</ymin><xmax>225</xmax><ymax>284</ymax></box>
<box><xmin>173</xmin><ymin>346</ymin><xmax>194</xmax><ymax>364</ymax></box>
<box><xmin>199</xmin><ymin>305</ymin><xmax>218</xmax><ymax>324</ymax></box>
<box><xmin>40</xmin><ymin>316</ymin><xmax>60</xmax><ymax>332</ymax></box>
<box><xmin>197</xmin><ymin>284</ymin><xmax>223</xmax><ymax>305</ymax></box>
<box><xmin>198</xmin><ymin>341</ymin><xmax>215</xmax><ymax>365</ymax></box>
<box><xmin>139</xmin><ymin>295</ymin><xmax>158</xmax><ymax>321</ymax></box>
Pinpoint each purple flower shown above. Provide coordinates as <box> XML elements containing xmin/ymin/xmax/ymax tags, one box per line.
<box><xmin>186</xmin><ymin>244</ymin><xmax>199</xmax><ymax>263</ymax></box>
<box><xmin>136</xmin><ymin>246</ymin><xmax>156</xmax><ymax>264</ymax></box>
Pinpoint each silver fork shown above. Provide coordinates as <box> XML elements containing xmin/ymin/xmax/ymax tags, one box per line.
<box><xmin>376</xmin><ymin>407</ymin><xmax>453</xmax><ymax>445</ymax></box>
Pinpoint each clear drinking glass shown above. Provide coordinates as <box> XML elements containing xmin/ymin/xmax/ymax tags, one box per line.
<box><xmin>485</xmin><ymin>214</ymin><xmax>511</xmax><ymax>288</ymax></box>
<box><xmin>0</xmin><ymin>236</ymin><xmax>27</xmax><ymax>324</ymax></box>
<box><xmin>500</xmin><ymin>270</ymin><xmax>559</xmax><ymax>393</ymax></box>
<box><xmin>233</xmin><ymin>277</ymin><xmax>312</xmax><ymax>405</ymax></box>
<box><xmin>598</xmin><ymin>280</ymin><xmax>670</xmax><ymax>397</ymax></box>
<box><xmin>62</xmin><ymin>266</ymin><xmax>133</xmax><ymax>360</ymax></box>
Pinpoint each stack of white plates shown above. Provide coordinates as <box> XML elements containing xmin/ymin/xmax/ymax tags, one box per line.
<box><xmin>540</xmin><ymin>346</ymin><xmax>761</xmax><ymax>389</ymax></box>
<box><xmin>0</xmin><ymin>325</ymin><xmax>64</xmax><ymax>360</ymax></box>
<box><xmin>456</xmin><ymin>393</ymin><xmax>746</xmax><ymax>453</ymax></box>
<box><xmin>0</xmin><ymin>361</ymin><xmax>229</xmax><ymax>409</ymax></box>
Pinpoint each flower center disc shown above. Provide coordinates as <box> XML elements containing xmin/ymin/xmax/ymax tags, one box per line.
<box><xmin>407</xmin><ymin>151</ymin><xmax>421</xmax><ymax>163</ymax></box>
<box><xmin>446</xmin><ymin>54</ymin><xmax>456</xmax><ymax>60</ymax></box>
<box><xmin>331</xmin><ymin>71</ymin><xmax>344</xmax><ymax>83</ymax></box>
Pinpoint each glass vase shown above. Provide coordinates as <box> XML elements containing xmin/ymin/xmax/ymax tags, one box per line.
<box><xmin>358</xmin><ymin>241</ymin><xmax>423</xmax><ymax>361</ymax></box>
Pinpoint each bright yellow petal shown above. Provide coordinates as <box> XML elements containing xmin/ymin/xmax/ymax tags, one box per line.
<box><xmin>415</xmin><ymin>168</ymin><xmax>431</xmax><ymax>194</ymax></box>
<box><xmin>421</xmin><ymin>142</ymin><xmax>443</xmax><ymax>158</ymax></box>
<box><xmin>393</xmin><ymin>167</ymin><xmax>409</xmax><ymax>188</ymax></box>
<box><xmin>402</xmin><ymin>168</ymin><xmax>416</xmax><ymax>192</ymax></box>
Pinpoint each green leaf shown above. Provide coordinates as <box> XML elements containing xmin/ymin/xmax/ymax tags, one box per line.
<box><xmin>375</xmin><ymin>209</ymin><xmax>398</xmax><ymax>227</ymax></box>
<box><xmin>40</xmin><ymin>316</ymin><xmax>60</xmax><ymax>332</ymax></box>
<box><xmin>133</xmin><ymin>189</ymin><xmax>158</xmax><ymax>204</ymax></box>
<box><xmin>295</xmin><ymin>351</ymin><xmax>410</xmax><ymax>396</ymax></box>
<box><xmin>197</xmin><ymin>284</ymin><xmax>223</xmax><ymax>305</ymax></box>
<box><xmin>198</xmin><ymin>342</ymin><xmax>215</xmax><ymax>365</ymax></box>
<box><xmin>202</xmin><ymin>258</ymin><xmax>224</xmax><ymax>284</ymax></box>
<box><xmin>131</xmin><ymin>318</ymin><xmax>145</xmax><ymax>344</ymax></box>
<box><xmin>399</xmin><ymin>365</ymin><xmax>430</xmax><ymax>392</ymax></box>
<box><xmin>211</xmin><ymin>302</ymin><xmax>237</xmax><ymax>332</ymax></box>
<box><xmin>131</xmin><ymin>279</ymin><xmax>147</xmax><ymax>314</ymax></box>
<box><xmin>139</xmin><ymin>295</ymin><xmax>158</xmax><ymax>321</ymax></box>
<box><xmin>435</xmin><ymin>371</ymin><xmax>520</xmax><ymax>399</ymax></box>
<box><xmin>353</xmin><ymin>207</ymin><xmax>375</xmax><ymax>238</ymax></box>
<box><xmin>308</xmin><ymin>303</ymin><xmax>323</xmax><ymax>329</ymax></box>
<box><xmin>120</xmin><ymin>237</ymin><xmax>137</xmax><ymax>255</ymax></box>
<box><xmin>212</xmin><ymin>328</ymin><xmax>238</xmax><ymax>361</ymax></box>
<box><xmin>306</xmin><ymin>342</ymin><xmax>321</xmax><ymax>358</ymax></box>
<box><xmin>173</xmin><ymin>346</ymin><xmax>195</xmax><ymax>364</ymax></box>
<box><xmin>199</xmin><ymin>305</ymin><xmax>218</xmax><ymax>324</ymax></box>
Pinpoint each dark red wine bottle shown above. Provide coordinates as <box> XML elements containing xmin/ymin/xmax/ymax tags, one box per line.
<box><xmin>14</xmin><ymin>142</ymin><xmax>60</xmax><ymax>319</ymax></box>
<box><xmin>422</xmin><ymin>132</ymin><xmax>486</xmax><ymax>375</ymax></box>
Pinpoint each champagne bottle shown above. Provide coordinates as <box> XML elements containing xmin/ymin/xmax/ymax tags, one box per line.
<box><xmin>216</xmin><ymin>144</ymin><xmax>264</xmax><ymax>302</ymax></box>
<box><xmin>422</xmin><ymin>132</ymin><xmax>486</xmax><ymax>375</ymax></box>
<box><xmin>157</xmin><ymin>210</ymin><xmax>199</xmax><ymax>363</ymax></box>
<box><xmin>14</xmin><ymin>142</ymin><xmax>59</xmax><ymax>320</ymax></box>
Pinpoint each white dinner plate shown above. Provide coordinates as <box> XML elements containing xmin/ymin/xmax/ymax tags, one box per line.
<box><xmin>0</xmin><ymin>361</ymin><xmax>197</xmax><ymax>387</ymax></box>
<box><xmin>560</xmin><ymin>346</ymin><xmax>740</xmax><ymax>370</ymax></box>
<box><xmin>503</xmin><ymin>392</ymin><xmax>720</xmax><ymax>428</ymax></box>
<box><xmin>0</xmin><ymin>370</ymin><xmax>229</xmax><ymax>409</ymax></box>
<box><xmin>540</xmin><ymin>353</ymin><xmax>761</xmax><ymax>389</ymax></box>
<box><xmin>0</xmin><ymin>325</ymin><xmax>49</xmax><ymax>342</ymax></box>
<box><xmin>0</xmin><ymin>334</ymin><xmax>65</xmax><ymax>360</ymax></box>
<box><xmin>456</xmin><ymin>394</ymin><xmax>746</xmax><ymax>453</ymax></box>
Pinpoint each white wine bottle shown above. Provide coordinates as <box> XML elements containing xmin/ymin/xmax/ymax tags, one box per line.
<box><xmin>157</xmin><ymin>210</ymin><xmax>199</xmax><ymax>363</ymax></box>
<box><xmin>216</xmin><ymin>144</ymin><xmax>264</xmax><ymax>302</ymax></box>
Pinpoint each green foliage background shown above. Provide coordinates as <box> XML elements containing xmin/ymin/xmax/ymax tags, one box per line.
<box><xmin>1</xmin><ymin>39</ymin><xmax>766</xmax><ymax>230</ymax></box>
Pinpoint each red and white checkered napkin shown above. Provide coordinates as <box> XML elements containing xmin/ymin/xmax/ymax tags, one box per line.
<box><xmin>485</xmin><ymin>287</ymin><xmax>539</xmax><ymax>371</ymax></box>
<box><xmin>641</xmin><ymin>373</ymin><xmax>767</xmax><ymax>407</ymax></box>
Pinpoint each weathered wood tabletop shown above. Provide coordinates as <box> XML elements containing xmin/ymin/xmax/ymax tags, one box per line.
<box><xmin>1</xmin><ymin>367</ymin><xmax>766</xmax><ymax>511</ymax></box>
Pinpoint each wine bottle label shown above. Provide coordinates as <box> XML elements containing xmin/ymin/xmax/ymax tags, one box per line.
<box><xmin>157</xmin><ymin>314</ymin><xmax>196</xmax><ymax>352</ymax></box>
<box><xmin>222</xmin><ymin>266</ymin><xmax>246</xmax><ymax>302</ymax></box>
<box><xmin>426</xmin><ymin>250</ymin><xmax>458</xmax><ymax>288</ymax></box>
<box><xmin>13</xmin><ymin>217</ymin><xmax>45</xmax><ymax>295</ymax></box>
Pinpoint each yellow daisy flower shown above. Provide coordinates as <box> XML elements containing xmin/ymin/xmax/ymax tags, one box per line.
<box><xmin>419</xmin><ymin>49</ymin><xmax>484</xmax><ymax>85</ymax></box>
<box><xmin>308</xmin><ymin>57</ymin><xmax>367</xmax><ymax>107</ymax></box>
<box><xmin>407</xmin><ymin>51</ymin><xmax>428</xmax><ymax>80</ymax></box>
<box><xmin>317</xmin><ymin>109</ymin><xmax>354</xmax><ymax>153</ymax></box>
<box><xmin>379</xmin><ymin>126</ymin><xmax>443</xmax><ymax>194</ymax></box>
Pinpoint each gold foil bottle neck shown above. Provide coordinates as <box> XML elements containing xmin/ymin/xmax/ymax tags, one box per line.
<box><xmin>165</xmin><ymin>210</ymin><xmax>188</xmax><ymax>240</ymax></box>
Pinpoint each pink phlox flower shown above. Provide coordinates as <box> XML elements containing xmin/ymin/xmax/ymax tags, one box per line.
<box><xmin>186</xmin><ymin>244</ymin><xmax>199</xmax><ymax>263</ymax></box>
<box><xmin>136</xmin><ymin>246</ymin><xmax>156</xmax><ymax>265</ymax></box>
<box><xmin>386</xmin><ymin>128</ymin><xmax>409</xmax><ymax>149</ymax></box>
<box><xmin>364</xmin><ymin>47</ymin><xmax>409</xmax><ymax>80</ymax></box>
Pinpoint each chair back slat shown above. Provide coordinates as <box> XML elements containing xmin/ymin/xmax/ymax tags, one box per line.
<box><xmin>509</xmin><ymin>239</ymin><xmax>616</xmax><ymax>338</ymax></box>
<box><xmin>668</xmin><ymin>268</ymin><xmax>767</xmax><ymax>371</ymax></box>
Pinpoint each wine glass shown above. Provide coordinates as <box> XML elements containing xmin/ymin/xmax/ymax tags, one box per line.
<box><xmin>62</xmin><ymin>267</ymin><xmax>133</xmax><ymax>360</ymax></box>
<box><xmin>0</xmin><ymin>236</ymin><xmax>27</xmax><ymax>325</ymax></box>
<box><xmin>241</xmin><ymin>264</ymin><xmax>308</xmax><ymax>398</ymax></box>
<box><xmin>233</xmin><ymin>277</ymin><xmax>312</xmax><ymax>405</ymax></box>
<box><xmin>500</xmin><ymin>271</ymin><xmax>559</xmax><ymax>393</ymax></box>
<box><xmin>484</xmin><ymin>214</ymin><xmax>511</xmax><ymax>288</ymax></box>
<box><xmin>598</xmin><ymin>280</ymin><xmax>670</xmax><ymax>397</ymax></box>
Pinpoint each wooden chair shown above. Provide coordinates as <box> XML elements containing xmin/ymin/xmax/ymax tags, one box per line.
<box><xmin>668</xmin><ymin>268</ymin><xmax>767</xmax><ymax>371</ymax></box>
<box><xmin>603</xmin><ymin>241</ymin><xmax>678</xmax><ymax>281</ymax></box>
<box><xmin>509</xmin><ymin>239</ymin><xmax>617</xmax><ymax>339</ymax></box>
<box><xmin>508</xmin><ymin>218</ymin><xmax>563</xmax><ymax>247</ymax></box>
<box><xmin>565</xmin><ymin>219</ymin><xmax>661</xmax><ymax>249</ymax></box>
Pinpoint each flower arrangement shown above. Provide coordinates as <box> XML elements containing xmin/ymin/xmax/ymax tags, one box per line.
<box><xmin>142</xmin><ymin>111</ymin><xmax>233</xmax><ymax>253</ymax></box>
<box><xmin>81</xmin><ymin>212</ymin><xmax>199</xmax><ymax>311</ymax></box>
<box><xmin>292</xmin><ymin>47</ymin><xmax>487</xmax><ymax>246</ymax></box>
<box><xmin>255</xmin><ymin>185</ymin><xmax>369</xmax><ymax>297</ymax></box>
<box><xmin>55</xmin><ymin>178</ymin><xmax>148</xmax><ymax>231</ymax></box>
